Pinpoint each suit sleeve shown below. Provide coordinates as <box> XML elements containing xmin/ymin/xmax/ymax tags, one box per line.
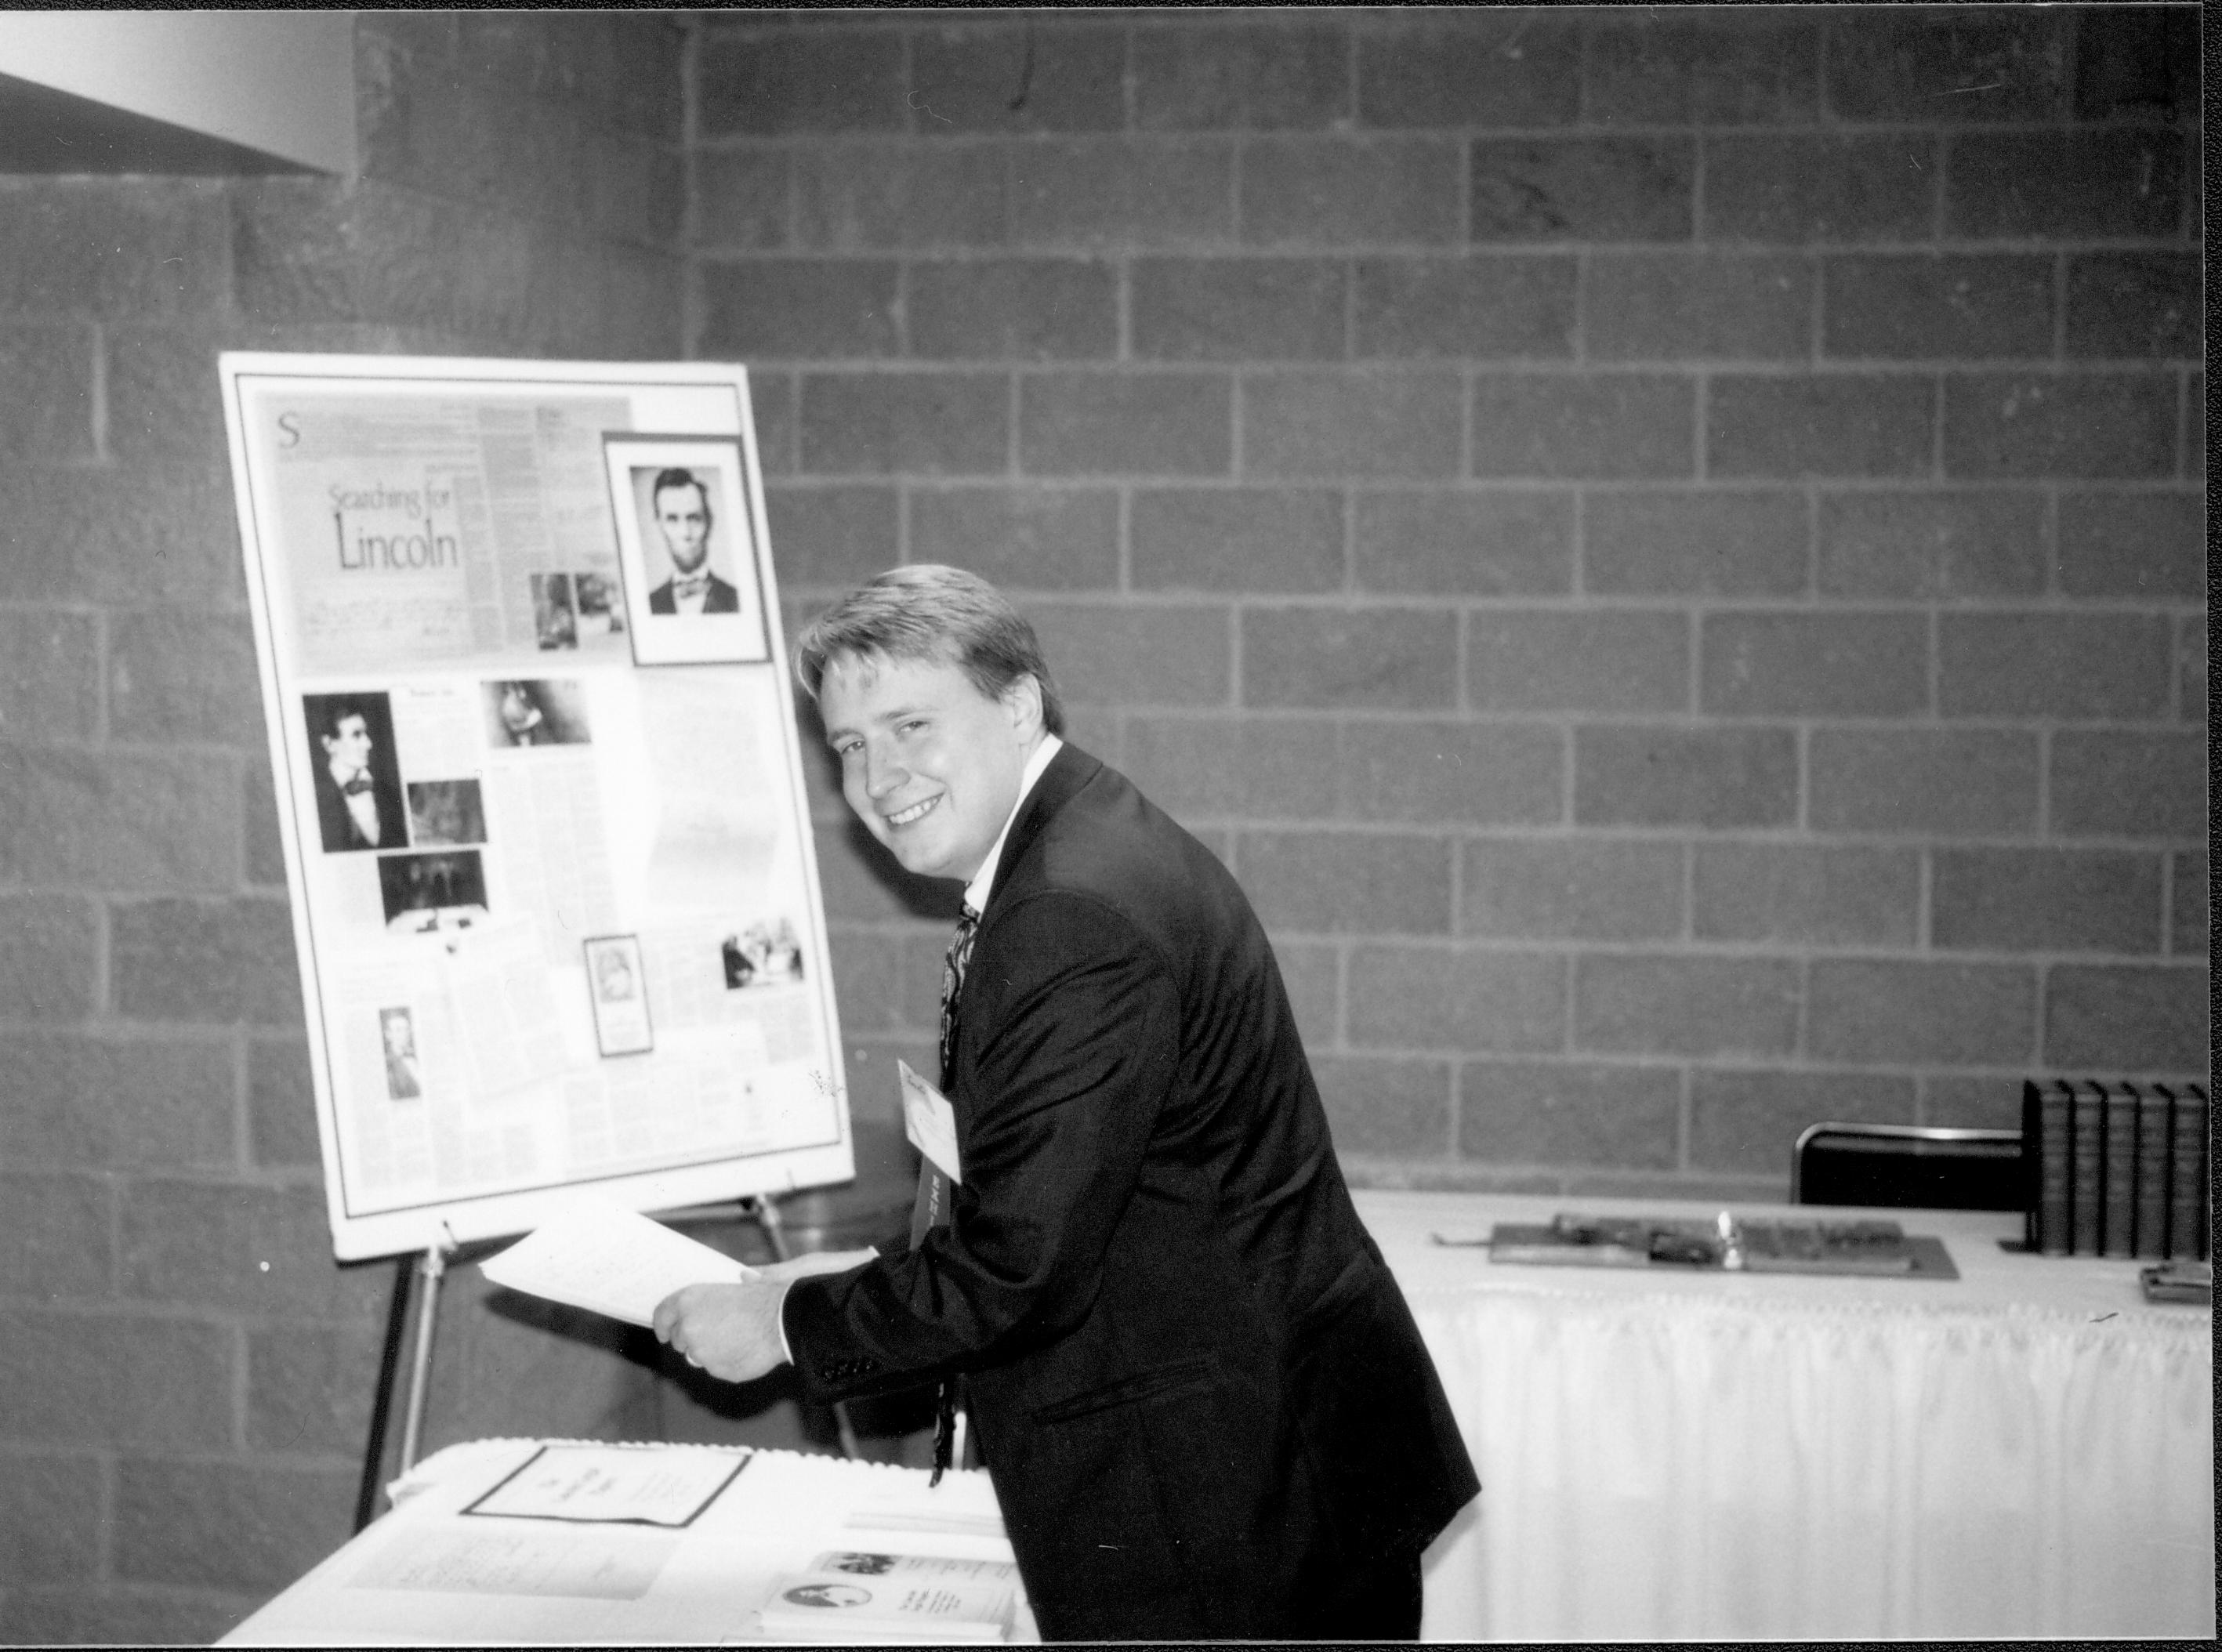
<box><xmin>782</xmin><ymin>890</ymin><xmax>1179</xmax><ymax>1400</ymax></box>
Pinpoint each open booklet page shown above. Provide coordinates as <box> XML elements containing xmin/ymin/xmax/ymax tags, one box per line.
<box><xmin>479</xmin><ymin>1197</ymin><xmax>755</xmax><ymax>1326</ymax></box>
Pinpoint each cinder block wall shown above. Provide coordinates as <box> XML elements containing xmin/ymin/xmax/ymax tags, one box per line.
<box><xmin>0</xmin><ymin>16</ymin><xmax>685</xmax><ymax>1642</ymax></box>
<box><xmin>691</xmin><ymin>7</ymin><xmax>2207</xmax><ymax>1196</ymax></box>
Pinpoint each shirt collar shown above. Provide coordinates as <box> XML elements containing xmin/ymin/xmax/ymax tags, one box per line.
<box><xmin>963</xmin><ymin>734</ymin><xmax>1062</xmax><ymax>917</ymax></box>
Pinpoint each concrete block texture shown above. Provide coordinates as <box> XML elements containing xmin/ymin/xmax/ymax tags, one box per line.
<box><xmin>907</xmin><ymin>18</ymin><xmax>1128</xmax><ymax>135</ymax></box>
<box><xmin>1348</xmin><ymin>944</ymin><xmax>1564</xmax><ymax>1054</ymax></box>
<box><xmin>1354</xmin><ymin>489</ymin><xmax>1573</xmax><ymax>596</ymax></box>
<box><xmin>910</xmin><ymin>259</ymin><xmax>1118</xmax><ymax>361</ymax></box>
<box><xmin>1355</xmin><ymin>13</ymin><xmax>1582</xmax><ymax>129</ymax></box>
<box><xmin>2064</xmin><ymin>253</ymin><xmax>2202</xmax><ymax>361</ymax></box>
<box><xmin>1339</xmin><ymin>721</ymin><xmax>1564</xmax><ymax>828</ymax></box>
<box><xmin>1245</xmin><ymin>370</ymin><xmax>1464</xmax><ymax>480</ymax></box>
<box><xmin>1943</xmin><ymin>372</ymin><xmax>2179</xmax><ymax>480</ymax></box>
<box><xmin>1574</xmin><ymin>725</ymin><xmax>1798</xmax><ymax>828</ymax></box>
<box><xmin>789</xmin><ymin>142</ymin><xmax>1008</xmax><ymax>252</ymax></box>
<box><xmin>1242</xmin><ymin>137</ymin><xmax>1461</xmax><ymax>248</ymax></box>
<box><xmin>107</xmin><ymin>609</ymin><xmax>263</xmax><ymax>745</ymax></box>
<box><xmin>1586</xmin><ymin>253</ymin><xmax>1813</xmax><ymax>362</ymax></box>
<box><xmin>0</xmin><ymin>179</ymin><xmax>231</xmax><ymax>319</ymax></box>
<box><xmin>698</xmin><ymin>27</ymin><xmax>907</xmax><ymax>136</ymax></box>
<box><xmin>1694</xmin><ymin>843</ymin><xmax>1920</xmax><ymax>947</ymax></box>
<box><xmin>698</xmin><ymin>259</ymin><xmax>897</xmax><ymax>359</ymax></box>
<box><xmin>1471</xmin><ymin>373</ymin><xmax>1695</xmax><ymax>479</ymax></box>
<box><xmin>1810</xmin><ymin>729</ymin><xmax>2040</xmax><ymax>837</ymax></box>
<box><xmin>1575</xmin><ymin>955</ymin><xmax>1801</xmax><ymax>1059</ymax></box>
<box><xmin>1131</xmin><ymin>487</ymin><xmax>1344</xmax><ymax>592</ymax></box>
<box><xmin>1700</xmin><ymin>610</ymin><xmax>1930</xmax><ymax>718</ymax></box>
<box><xmin>1689</xmin><ymin>1070</ymin><xmax>1916</xmax><ymax>1175</ymax></box>
<box><xmin>1021</xmin><ymin>370</ymin><xmax>1231</xmax><ymax>476</ymax></box>
<box><xmin>0</xmin><ymin>323</ymin><xmax>96</xmax><ymax>462</ymax></box>
<box><xmin>801</xmin><ymin>371</ymin><xmax>1009</xmax><ymax>475</ymax></box>
<box><xmin>2043</xmin><ymin>965</ymin><xmax>2209</xmax><ymax>1074</ymax></box>
<box><xmin>1946</xmin><ymin>130</ymin><xmax>2188</xmax><ymax>241</ymax></box>
<box><xmin>2054</xmin><ymin>490</ymin><xmax>2206</xmax><ymax>599</ymax></box>
<box><xmin>1355</xmin><ymin>256</ymin><xmax>1576</xmax><ymax>360</ymax></box>
<box><xmin>1822</xmin><ymin>255</ymin><xmax>2054</xmax><ymax>361</ymax></box>
<box><xmin>1132</xmin><ymin>18</ymin><xmax>1350</xmax><ymax>131</ymax></box>
<box><xmin>248</xmin><ymin>1038</ymin><xmax>320</xmax><ymax>1170</ymax></box>
<box><xmin>1308</xmin><ymin>1056</ymin><xmax>1452</xmax><ymax>1157</ymax></box>
<box><xmin>1582</xmin><ymin>489</ymin><xmax>1810</xmax><ymax>596</ymax></box>
<box><xmin>1824</xmin><ymin>9</ymin><xmax>2071</xmax><ymax>122</ymax></box>
<box><xmin>5</xmin><ymin>1033</ymin><xmax>236</xmax><ymax>1170</ymax></box>
<box><xmin>2179</xmin><ymin>617</ymin><xmax>2206</xmax><ymax>724</ymax></box>
<box><xmin>1704</xmin><ymin>133</ymin><xmax>1937</xmax><ymax>243</ymax></box>
<box><xmin>0</xmin><ymin>749</ymin><xmax>243</xmax><ymax>895</ymax></box>
<box><xmin>1242</xmin><ymin>607</ymin><xmax>1458</xmax><ymax>710</ymax></box>
<box><xmin>1473</xmin><ymin>137</ymin><xmax>1695</xmax><ymax>242</ymax></box>
<box><xmin>1012</xmin><ymin>139</ymin><xmax>1236</xmax><ymax>251</ymax></box>
<box><xmin>1707</xmin><ymin>373</ymin><xmax>1934</xmax><ymax>479</ymax></box>
<box><xmin>1234</xmin><ymin>829</ymin><xmax>1453</xmax><ymax>936</ymax></box>
<box><xmin>1938</xmin><ymin>612</ymin><xmax>2173</xmax><ymax>719</ymax></box>
<box><xmin>1028</xmin><ymin>602</ymin><xmax>1231</xmax><ymax>708</ymax></box>
<box><xmin>0</xmin><ymin>461</ymin><xmax>241</xmax><ymax>606</ymax></box>
<box><xmin>0</xmin><ymin>1451</ymin><xmax>103</xmax><ymax>1585</ymax></box>
<box><xmin>1818</xmin><ymin>490</ymin><xmax>2046</xmax><ymax>599</ymax></box>
<box><xmin>1930</xmin><ymin>847</ymin><xmax>2162</xmax><ymax>954</ymax></box>
<box><xmin>908</xmin><ymin>485</ymin><xmax>1119</xmax><ymax>592</ymax></box>
<box><xmin>765</xmin><ymin>483</ymin><xmax>899</xmax><ymax>589</ymax></box>
<box><xmin>1133</xmin><ymin>258</ymin><xmax>1347</xmax><ymax>362</ymax></box>
<box><xmin>1468</xmin><ymin>609</ymin><xmax>1689</xmax><ymax>714</ymax></box>
<box><xmin>1583</xmin><ymin>13</ymin><xmax>1821</xmax><ymax>127</ymax></box>
<box><xmin>1459</xmin><ymin>838</ymin><xmax>1684</xmax><ymax>942</ymax></box>
<box><xmin>1458</xmin><ymin>1060</ymin><xmax>1680</xmax><ymax>1169</ymax></box>
<box><xmin>0</xmin><ymin>609</ymin><xmax>99</xmax><ymax>742</ymax></box>
<box><xmin>114</xmin><ymin>1458</ymin><xmax>357</xmax><ymax>1592</ymax></box>
<box><xmin>1807</xmin><ymin>960</ymin><xmax>2038</xmax><ymax>1066</ymax></box>
<box><xmin>1123</xmin><ymin>715</ymin><xmax>1339</xmax><ymax>823</ymax></box>
<box><xmin>2168</xmin><ymin>852</ymin><xmax>2208</xmax><ymax>958</ymax></box>
<box><xmin>2049</xmin><ymin>732</ymin><xmax>2206</xmax><ymax>840</ymax></box>
<box><xmin>120</xmin><ymin>1180</ymin><xmax>389</xmax><ymax>1321</ymax></box>
<box><xmin>0</xmin><ymin>1172</ymin><xmax>114</xmax><ymax>1300</ymax></box>
<box><xmin>110</xmin><ymin>899</ymin><xmax>303</xmax><ymax>1027</ymax></box>
<box><xmin>0</xmin><ymin>1310</ymin><xmax>234</xmax><ymax>1451</ymax></box>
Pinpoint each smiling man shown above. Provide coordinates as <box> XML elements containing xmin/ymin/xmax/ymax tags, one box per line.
<box><xmin>653</xmin><ymin>565</ymin><xmax>1476</xmax><ymax>1640</ymax></box>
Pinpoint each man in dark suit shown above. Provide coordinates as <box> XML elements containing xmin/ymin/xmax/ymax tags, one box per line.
<box><xmin>654</xmin><ymin>566</ymin><xmax>1477</xmax><ymax>1639</ymax></box>
<box><xmin>306</xmin><ymin>694</ymin><xmax>404</xmax><ymax>853</ymax></box>
<box><xmin>642</xmin><ymin>468</ymin><xmax>740</xmax><ymax>615</ymax></box>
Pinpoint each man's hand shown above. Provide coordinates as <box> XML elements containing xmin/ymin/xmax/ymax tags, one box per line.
<box><xmin>651</xmin><ymin>1281</ymin><xmax>789</xmax><ymax>1385</ymax></box>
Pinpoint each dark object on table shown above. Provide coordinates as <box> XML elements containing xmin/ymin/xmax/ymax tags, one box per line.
<box><xmin>1792</xmin><ymin>1121</ymin><xmax>2026</xmax><ymax>1212</ymax></box>
<box><xmin>2139</xmin><ymin>1260</ymin><xmax>2211</xmax><ymax>1305</ymax></box>
<box><xmin>1477</xmin><ymin>1212</ymin><xmax>1959</xmax><ymax>1280</ymax></box>
<box><xmin>2023</xmin><ymin>1080</ymin><xmax>2209</xmax><ymax>1260</ymax></box>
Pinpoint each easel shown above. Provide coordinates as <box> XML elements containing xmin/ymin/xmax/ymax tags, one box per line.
<box><xmin>353</xmin><ymin>1194</ymin><xmax>856</xmax><ymax>1531</ymax></box>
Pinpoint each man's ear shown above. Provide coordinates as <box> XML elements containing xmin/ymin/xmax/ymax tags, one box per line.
<box><xmin>1002</xmin><ymin>672</ymin><xmax>1044</xmax><ymax>740</ymax></box>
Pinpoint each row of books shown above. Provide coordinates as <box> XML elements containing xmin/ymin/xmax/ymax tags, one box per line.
<box><xmin>2022</xmin><ymin>1079</ymin><xmax>2209</xmax><ymax>1259</ymax></box>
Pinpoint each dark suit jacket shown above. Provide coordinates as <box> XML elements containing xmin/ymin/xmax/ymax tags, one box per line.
<box><xmin>785</xmin><ymin>744</ymin><xmax>1478</xmax><ymax>1639</ymax></box>
<box><xmin>312</xmin><ymin>764</ymin><xmax>402</xmax><ymax>853</ymax></box>
<box><xmin>646</xmin><ymin>570</ymin><xmax>739</xmax><ymax>614</ymax></box>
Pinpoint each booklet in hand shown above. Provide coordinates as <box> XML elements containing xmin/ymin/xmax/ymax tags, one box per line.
<box><xmin>478</xmin><ymin>1197</ymin><xmax>756</xmax><ymax>1327</ymax></box>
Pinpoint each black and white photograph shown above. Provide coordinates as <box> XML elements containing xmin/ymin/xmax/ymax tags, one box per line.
<box><xmin>529</xmin><ymin>571</ymin><xmax>578</xmax><ymax>651</ymax></box>
<box><xmin>583</xmin><ymin>933</ymin><xmax>654</xmax><ymax>1056</ymax></box>
<box><xmin>376</xmin><ymin>849</ymin><xmax>490</xmax><ymax>933</ymax></box>
<box><xmin>378</xmin><ymin>1006</ymin><xmax>422</xmax><ymax>1100</ymax></box>
<box><xmin>404</xmin><ymin>778</ymin><xmax>488</xmax><ymax>847</ymax></box>
<box><xmin>301</xmin><ymin>690</ymin><xmax>407</xmax><ymax>854</ymax></box>
<box><xmin>604</xmin><ymin>433</ymin><xmax>769</xmax><ymax>665</ymax></box>
<box><xmin>483</xmin><ymin>678</ymin><xmax>593</xmax><ymax>748</ymax></box>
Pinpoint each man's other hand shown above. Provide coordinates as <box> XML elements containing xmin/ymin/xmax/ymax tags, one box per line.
<box><xmin>652</xmin><ymin>1281</ymin><xmax>788</xmax><ymax>1384</ymax></box>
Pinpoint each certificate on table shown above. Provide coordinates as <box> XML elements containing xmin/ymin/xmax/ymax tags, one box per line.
<box><xmin>462</xmin><ymin>1443</ymin><xmax>750</xmax><ymax>1527</ymax></box>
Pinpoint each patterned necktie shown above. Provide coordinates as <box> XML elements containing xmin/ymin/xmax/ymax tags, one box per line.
<box><xmin>921</xmin><ymin>904</ymin><xmax>978</xmax><ymax>1484</ymax></box>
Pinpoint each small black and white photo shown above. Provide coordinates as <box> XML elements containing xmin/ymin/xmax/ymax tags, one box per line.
<box><xmin>405</xmin><ymin>779</ymin><xmax>488</xmax><ymax>847</ymax></box>
<box><xmin>378</xmin><ymin>1005</ymin><xmax>422</xmax><ymax>1100</ymax></box>
<box><xmin>583</xmin><ymin>933</ymin><xmax>653</xmax><ymax>1056</ymax></box>
<box><xmin>530</xmin><ymin>572</ymin><xmax>578</xmax><ymax>650</ymax></box>
<box><xmin>302</xmin><ymin>690</ymin><xmax>407</xmax><ymax>854</ymax></box>
<box><xmin>721</xmin><ymin>918</ymin><xmax>805</xmax><ymax>991</ymax></box>
<box><xmin>484</xmin><ymin>678</ymin><xmax>593</xmax><ymax>748</ymax></box>
<box><xmin>376</xmin><ymin>850</ymin><xmax>489</xmax><ymax>933</ymax></box>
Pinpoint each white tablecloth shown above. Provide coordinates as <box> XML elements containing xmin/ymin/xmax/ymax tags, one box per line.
<box><xmin>1357</xmin><ymin>1190</ymin><xmax>2214</xmax><ymax>1642</ymax></box>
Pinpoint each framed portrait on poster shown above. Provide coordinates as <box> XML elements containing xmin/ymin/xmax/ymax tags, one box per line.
<box><xmin>216</xmin><ymin>354</ymin><xmax>853</xmax><ymax>1262</ymax></box>
<box><xmin>606</xmin><ymin>435</ymin><xmax>770</xmax><ymax>667</ymax></box>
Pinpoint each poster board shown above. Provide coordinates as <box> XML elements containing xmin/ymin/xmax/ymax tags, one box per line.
<box><xmin>219</xmin><ymin>356</ymin><xmax>851</xmax><ymax>1261</ymax></box>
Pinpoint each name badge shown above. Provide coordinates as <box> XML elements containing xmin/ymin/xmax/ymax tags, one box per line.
<box><xmin>897</xmin><ymin>1060</ymin><xmax>963</xmax><ymax>1186</ymax></box>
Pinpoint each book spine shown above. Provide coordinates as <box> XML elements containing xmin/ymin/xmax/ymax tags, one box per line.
<box><xmin>2035</xmin><ymin>1080</ymin><xmax>2072</xmax><ymax>1255</ymax></box>
<box><xmin>2070</xmin><ymin>1082</ymin><xmax>2105</xmax><ymax>1255</ymax></box>
<box><xmin>2134</xmin><ymin>1087</ymin><xmax>2173</xmax><ymax>1258</ymax></box>
<box><xmin>2166</xmin><ymin>1087</ymin><xmax>2209</xmax><ymax>1262</ymax></box>
<box><xmin>2100</xmin><ymin>1085</ymin><xmax>2139</xmax><ymax>1256</ymax></box>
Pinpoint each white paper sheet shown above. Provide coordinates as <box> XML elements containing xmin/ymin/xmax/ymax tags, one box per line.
<box><xmin>479</xmin><ymin>1197</ymin><xmax>755</xmax><ymax>1325</ymax></box>
<box><xmin>897</xmin><ymin>1060</ymin><xmax>962</xmax><ymax>1185</ymax></box>
<box><xmin>463</xmin><ymin>1443</ymin><xmax>749</xmax><ymax>1527</ymax></box>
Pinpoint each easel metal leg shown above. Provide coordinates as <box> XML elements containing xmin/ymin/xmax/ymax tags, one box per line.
<box><xmin>741</xmin><ymin>1194</ymin><xmax>859</xmax><ymax>1461</ymax></box>
<box><xmin>355</xmin><ymin>1254</ymin><xmax>415</xmax><ymax>1532</ymax></box>
<box><xmin>397</xmin><ymin>1244</ymin><xmax>450</xmax><ymax>1475</ymax></box>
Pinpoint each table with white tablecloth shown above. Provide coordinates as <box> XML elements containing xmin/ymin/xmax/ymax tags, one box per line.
<box><xmin>1361</xmin><ymin>1190</ymin><xmax>2214</xmax><ymax>1642</ymax></box>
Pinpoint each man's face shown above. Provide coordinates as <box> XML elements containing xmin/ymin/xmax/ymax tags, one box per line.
<box><xmin>654</xmin><ymin>484</ymin><xmax>710</xmax><ymax>574</ymax></box>
<box><xmin>324</xmin><ymin>714</ymin><xmax>372</xmax><ymax>773</ymax></box>
<box><xmin>818</xmin><ymin>650</ymin><xmax>1040</xmax><ymax>883</ymax></box>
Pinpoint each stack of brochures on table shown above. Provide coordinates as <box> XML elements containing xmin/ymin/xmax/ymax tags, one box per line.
<box><xmin>758</xmin><ymin>1552</ymin><xmax>1020</xmax><ymax>1642</ymax></box>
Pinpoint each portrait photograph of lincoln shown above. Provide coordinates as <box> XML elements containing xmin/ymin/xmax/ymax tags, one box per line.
<box><xmin>604</xmin><ymin>434</ymin><xmax>768</xmax><ymax>666</ymax></box>
<box><xmin>301</xmin><ymin>691</ymin><xmax>406</xmax><ymax>854</ymax></box>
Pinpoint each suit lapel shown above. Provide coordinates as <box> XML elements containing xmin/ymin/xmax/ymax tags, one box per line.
<box><xmin>982</xmin><ymin>741</ymin><xmax>1100</xmax><ymax>923</ymax></box>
